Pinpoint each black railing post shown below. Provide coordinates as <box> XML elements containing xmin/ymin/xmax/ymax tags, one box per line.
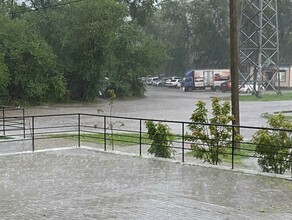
<box><xmin>22</xmin><ymin>108</ymin><xmax>25</xmax><ymax>138</ymax></box>
<box><xmin>78</xmin><ymin>114</ymin><xmax>81</xmax><ymax>148</ymax></box>
<box><xmin>104</xmin><ymin>116</ymin><xmax>107</xmax><ymax>151</ymax></box>
<box><xmin>32</xmin><ymin>116</ymin><xmax>35</xmax><ymax>152</ymax></box>
<box><xmin>290</xmin><ymin>160</ymin><xmax>292</xmax><ymax>179</ymax></box>
<box><xmin>139</xmin><ymin>119</ymin><xmax>142</xmax><ymax>156</ymax></box>
<box><xmin>231</xmin><ymin>125</ymin><xmax>235</xmax><ymax>169</ymax></box>
<box><xmin>3</xmin><ymin>108</ymin><xmax>5</xmax><ymax>136</ymax></box>
<box><xmin>182</xmin><ymin>122</ymin><xmax>185</xmax><ymax>163</ymax></box>
<box><xmin>290</xmin><ymin>148</ymin><xmax>292</xmax><ymax>178</ymax></box>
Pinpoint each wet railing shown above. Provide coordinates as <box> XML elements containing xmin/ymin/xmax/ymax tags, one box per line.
<box><xmin>0</xmin><ymin>106</ymin><xmax>25</xmax><ymax>138</ymax></box>
<box><xmin>0</xmin><ymin>112</ymin><xmax>291</xmax><ymax>178</ymax></box>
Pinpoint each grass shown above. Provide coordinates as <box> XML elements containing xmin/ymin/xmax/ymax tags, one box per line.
<box><xmin>186</xmin><ymin>143</ymin><xmax>256</xmax><ymax>166</ymax></box>
<box><xmin>0</xmin><ymin>135</ymin><xmax>12</xmax><ymax>140</ymax></box>
<box><xmin>51</xmin><ymin>132</ymin><xmax>152</xmax><ymax>146</ymax></box>
<box><xmin>52</xmin><ymin>132</ymin><xmax>258</xmax><ymax>166</ymax></box>
<box><xmin>51</xmin><ymin>132</ymin><xmax>183</xmax><ymax>147</ymax></box>
<box><xmin>238</xmin><ymin>92</ymin><xmax>292</xmax><ymax>101</ymax></box>
<box><xmin>221</xmin><ymin>143</ymin><xmax>256</xmax><ymax>164</ymax></box>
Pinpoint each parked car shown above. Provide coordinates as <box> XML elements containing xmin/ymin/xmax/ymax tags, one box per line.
<box><xmin>221</xmin><ymin>80</ymin><xmax>265</xmax><ymax>93</ymax></box>
<box><xmin>165</xmin><ymin>79</ymin><xmax>183</xmax><ymax>88</ymax></box>
<box><xmin>153</xmin><ymin>78</ymin><xmax>167</xmax><ymax>86</ymax></box>
<box><xmin>220</xmin><ymin>80</ymin><xmax>231</xmax><ymax>92</ymax></box>
<box><xmin>239</xmin><ymin>82</ymin><xmax>265</xmax><ymax>93</ymax></box>
<box><xmin>146</xmin><ymin>77</ymin><xmax>159</xmax><ymax>85</ymax></box>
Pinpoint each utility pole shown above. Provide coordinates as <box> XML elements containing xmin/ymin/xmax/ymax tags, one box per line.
<box><xmin>230</xmin><ymin>0</ymin><xmax>240</xmax><ymax>145</ymax></box>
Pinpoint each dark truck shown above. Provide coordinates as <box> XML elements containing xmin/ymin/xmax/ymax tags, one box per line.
<box><xmin>182</xmin><ymin>69</ymin><xmax>230</xmax><ymax>92</ymax></box>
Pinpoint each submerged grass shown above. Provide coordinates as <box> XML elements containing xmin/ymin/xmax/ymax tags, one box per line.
<box><xmin>52</xmin><ymin>132</ymin><xmax>258</xmax><ymax>167</ymax></box>
<box><xmin>239</xmin><ymin>92</ymin><xmax>292</xmax><ymax>102</ymax></box>
<box><xmin>186</xmin><ymin>143</ymin><xmax>256</xmax><ymax>166</ymax></box>
<box><xmin>0</xmin><ymin>135</ymin><xmax>12</xmax><ymax>140</ymax></box>
<box><xmin>51</xmin><ymin>132</ymin><xmax>182</xmax><ymax>147</ymax></box>
<box><xmin>238</xmin><ymin>92</ymin><xmax>292</xmax><ymax>101</ymax></box>
<box><xmin>51</xmin><ymin>133</ymin><xmax>152</xmax><ymax>146</ymax></box>
<box><xmin>222</xmin><ymin>92</ymin><xmax>292</xmax><ymax>101</ymax></box>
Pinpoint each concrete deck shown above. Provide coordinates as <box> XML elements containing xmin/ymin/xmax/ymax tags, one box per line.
<box><xmin>0</xmin><ymin>147</ymin><xmax>291</xmax><ymax>219</ymax></box>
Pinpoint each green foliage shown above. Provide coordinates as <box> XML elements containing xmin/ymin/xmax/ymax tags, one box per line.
<box><xmin>252</xmin><ymin>114</ymin><xmax>292</xmax><ymax>174</ymax></box>
<box><xmin>1</xmin><ymin>0</ymin><xmax>291</xmax><ymax>104</ymax></box>
<box><xmin>0</xmin><ymin>13</ymin><xmax>66</xmax><ymax>105</ymax></box>
<box><xmin>108</xmin><ymin>24</ymin><xmax>167</xmax><ymax>97</ymax></box>
<box><xmin>187</xmin><ymin>97</ymin><xmax>242</xmax><ymax>165</ymax></box>
<box><xmin>278</xmin><ymin>0</ymin><xmax>292</xmax><ymax>64</ymax></box>
<box><xmin>145</xmin><ymin>120</ymin><xmax>174</xmax><ymax>158</ymax></box>
<box><xmin>148</xmin><ymin>0</ymin><xmax>230</xmax><ymax>74</ymax></box>
<box><xmin>58</xmin><ymin>0</ymin><xmax>127</xmax><ymax>100</ymax></box>
<box><xmin>0</xmin><ymin>53</ymin><xmax>9</xmax><ymax>99</ymax></box>
<box><xmin>26</xmin><ymin>0</ymin><xmax>165</xmax><ymax>100</ymax></box>
<box><xmin>118</xmin><ymin>0</ymin><xmax>158</xmax><ymax>26</ymax></box>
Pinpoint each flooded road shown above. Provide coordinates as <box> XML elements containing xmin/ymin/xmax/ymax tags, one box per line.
<box><xmin>25</xmin><ymin>86</ymin><xmax>292</xmax><ymax>128</ymax></box>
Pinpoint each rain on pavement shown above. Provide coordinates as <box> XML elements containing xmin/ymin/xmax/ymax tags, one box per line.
<box><xmin>0</xmin><ymin>86</ymin><xmax>291</xmax><ymax>219</ymax></box>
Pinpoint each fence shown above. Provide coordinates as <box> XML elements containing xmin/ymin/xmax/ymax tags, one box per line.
<box><xmin>0</xmin><ymin>106</ymin><xmax>25</xmax><ymax>138</ymax></box>
<box><xmin>0</xmin><ymin>112</ymin><xmax>291</xmax><ymax>178</ymax></box>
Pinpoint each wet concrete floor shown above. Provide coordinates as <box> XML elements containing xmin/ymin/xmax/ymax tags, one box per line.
<box><xmin>0</xmin><ymin>148</ymin><xmax>291</xmax><ymax>219</ymax></box>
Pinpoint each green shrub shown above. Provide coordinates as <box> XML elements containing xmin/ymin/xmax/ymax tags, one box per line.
<box><xmin>252</xmin><ymin>113</ymin><xmax>292</xmax><ymax>174</ymax></box>
<box><xmin>186</xmin><ymin>97</ymin><xmax>242</xmax><ymax>165</ymax></box>
<box><xmin>145</xmin><ymin>120</ymin><xmax>175</xmax><ymax>158</ymax></box>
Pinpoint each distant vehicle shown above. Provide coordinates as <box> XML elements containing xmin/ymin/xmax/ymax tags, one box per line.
<box><xmin>183</xmin><ymin>69</ymin><xmax>230</xmax><ymax>92</ymax></box>
<box><xmin>220</xmin><ymin>81</ymin><xmax>265</xmax><ymax>93</ymax></box>
<box><xmin>165</xmin><ymin>79</ymin><xmax>183</xmax><ymax>88</ymax></box>
<box><xmin>153</xmin><ymin>78</ymin><xmax>167</xmax><ymax>86</ymax></box>
<box><xmin>146</xmin><ymin>77</ymin><xmax>159</xmax><ymax>85</ymax></box>
<box><xmin>239</xmin><ymin>82</ymin><xmax>265</xmax><ymax>93</ymax></box>
<box><xmin>168</xmin><ymin>76</ymin><xmax>182</xmax><ymax>80</ymax></box>
<box><xmin>220</xmin><ymin>80</ymin><xmax>231</xmax><ymax>92</ymax></box>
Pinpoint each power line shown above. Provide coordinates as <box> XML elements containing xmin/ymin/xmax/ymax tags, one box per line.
<box><xmin>1</xmin><ymin>0</ymin><xmax>86</xmax><ymax>14</ymax></box>
<box><xmin>31</xmin><ymin>0</ymin><xmax>85</xmax><ymax>10</ymax></box>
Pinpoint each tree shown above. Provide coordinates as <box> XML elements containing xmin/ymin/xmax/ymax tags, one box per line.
<box><xmin>147</xmin><ymin>0</ymin><xmax>230</xmax><ymax>75</ymax></box>
<box><xmin>151</xmin><ymin>0</ymin><xmax>193</xmax><ymax>74</ymax></box>
<box><xmin>118</xmin><ymin>0</ymin><xmax>159</xmax><ymax>26</ymax></box>
<box><xmin>278</xmin><ymin>0</ymin><xmax>292</xmax><ymax>64</ymax></box>
<box><xmin>28</xmin><ymin>0</ymin><xmax>59</xmax><ymax>10</ymax></box>
<box><xmin>108</xmin><ymin>24</ymin><xmax>167</xmax><ymax>96</ymax></box>
<box><xmin>187</xmin><ymin>0</ymin><xmax>230</xmax><ymax>68</ymax></box>
<box><xmin>52</xmin><ymin>0</ymin><xmax>127</xmax><ymax>100</ymax></box>
<box><xmin>25</xmin><ymin>0</ymin><xmax>167</xmax><ymax>100</ymax></box>
<box><xmin>0</xmin><ymin>12</ymin><xmax>66</xmax><ymax>105</ymax></box>
<box><xmin>0</xmin><ymin>53</ymin><xmax>9</xmax><ymax>100</ymax></box>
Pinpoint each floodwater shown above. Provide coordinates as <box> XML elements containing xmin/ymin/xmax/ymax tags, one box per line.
<box><xmin>20</xmin><ymin>86</ymin><xmax>292</xmax><ymax>143</ymax></box>
<box><xmin>25</xmin><ymin>86</ymin><xmax>292</xmax><ymax>127</ymax></box>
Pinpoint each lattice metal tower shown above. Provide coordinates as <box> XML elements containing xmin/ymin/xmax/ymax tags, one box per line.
<box><xmin>239</xmin><ymin>0</ymin><xmax>280</xmax><ymax>96</ymax></box>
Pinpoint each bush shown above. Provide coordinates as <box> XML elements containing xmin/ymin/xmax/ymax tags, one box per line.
<box><xmin>145</xmin><ymin>120</ymin><xmax>174</xmax><ymax>158</ymax></box>
<box><xmin>252</xmin><ymin>113</ymin><xmax>292</xmax><ymax>174</ymax></box>
<box><xmin>186</xmin><ymin>97</ymin><xmax>242</xmax><ymax>165</ymax></box>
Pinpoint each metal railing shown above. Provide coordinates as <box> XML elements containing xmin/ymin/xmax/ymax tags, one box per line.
<box><xmin>0</xmin><ymin>106</ymin><xmax>25</xmax><ymax>138</ymax></box>
<box><xmin>0</xmin><ymin>112</ymin><xmax>291</xmax><ymax>178</ymax></box>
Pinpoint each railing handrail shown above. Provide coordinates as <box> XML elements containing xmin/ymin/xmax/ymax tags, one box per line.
<box><xmin>0</xmin><ymin>111</ymin><xmax>291</xmax><ymax>178</ymax></box>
